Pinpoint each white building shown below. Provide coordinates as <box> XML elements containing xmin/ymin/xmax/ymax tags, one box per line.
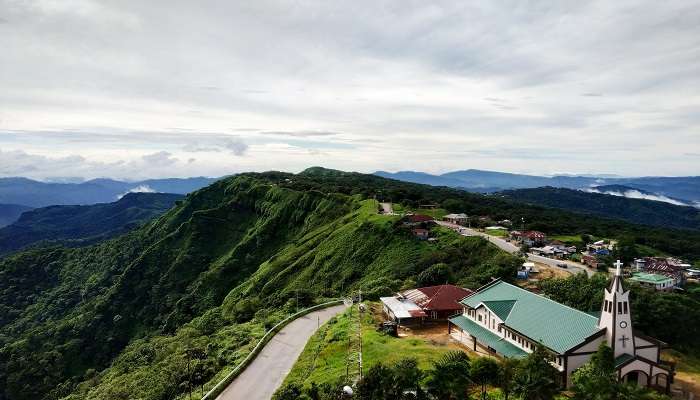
<box><xmin>448</xmin><ymin>261</ymin><xmax>673</xmax><ymax>392</ymax></box>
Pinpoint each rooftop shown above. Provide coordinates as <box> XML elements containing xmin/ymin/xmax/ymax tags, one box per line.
<box><xmin>380</xmin><ymin>296</ymin><xmax>427</xmax><ymax>319</ymax></box>
<box><xmin>450</xmin><ymin>315</ymin><xmax>527</xmax><ymax>358</ymax></box>
<box><xmin>630</xmin><ymin>272</ymin><xmax>674</xmax><ymax>284</ymax></box>
<box><xmin>461</xmin><ymin>280</ymin><xmax>601</xmax><ymax>354</ymax></box>
<box><xmin>401</xmin><ymin>284</ymin><xmax>473</xmax><ymax>312</ymax></box>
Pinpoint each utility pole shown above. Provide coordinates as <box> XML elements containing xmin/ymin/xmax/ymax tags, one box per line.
<box><xmin>186</xmin><ymin>349</ymin><xmax>192</xmax><ymax>400</ymax></box>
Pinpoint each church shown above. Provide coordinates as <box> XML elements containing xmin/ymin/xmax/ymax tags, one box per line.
<box><xmin>448</xmin><ymin>261</ymin><xmax>674</xmax><ymax>392</ymax></box>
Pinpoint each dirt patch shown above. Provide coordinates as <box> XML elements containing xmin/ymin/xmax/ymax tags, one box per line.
<box><xmin>663</xmin><ymin>350</ymin><xmax>700</xmax><ymax>397</ymax></box>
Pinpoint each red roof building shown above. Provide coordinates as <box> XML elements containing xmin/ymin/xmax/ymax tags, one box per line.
<box><xmin>404</xmin><ymin>214</ymin><xmax>434</xmax><ymax>224</ymax></box>
<box><xmin>400</xmin><ymin>284</ymin><xmax>474</xmax><ymax>319</ymax></box>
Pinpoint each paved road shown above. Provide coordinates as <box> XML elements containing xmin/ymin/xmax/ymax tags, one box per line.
<box><xmin>436</xmin><ymin>221</ymin><xmax>594</xmax><ymax>277</ymax></box>
<box><xmin>217</xmin><ymin>304</ymin><xmax>348</xmax><ymax>400</ymax></box>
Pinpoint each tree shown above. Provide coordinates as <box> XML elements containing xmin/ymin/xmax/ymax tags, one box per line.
<box><xmin>470</xmin><ymin>357</ymin><xmax>500</xmax><ymax>400</ymax></box>
<box><xmin>615</xmin><ymin>236</ymin><xmax>638</xmax><ymax>266</ymax></box>
<box><xmin>571</xmin><ymin>342</ymin><xmax>616</xmax><ymax>400</ymax></box>
<box><xmin>498</xmin><ymin>358</ymin><xmax>519</xmax><ymax>400</ymax></box>
<box><xmin>417</xmin><ymin>263</ymin><xmax>452</xmax><ymax>287</ymax></box>
<box><xmin>513</xmin><ymin>345</ymin><xmax>559</xmax><ymax>400</ymax></box>
<box><xmin>391</xmin><ymin>358</ymin><xmax>425</xmax><ymax>399</ymax></box>
<box><xmin>356</xmin><ymin>363</ymin><xmax>394</xmax><ymax>400</ymax></box>
<box><xmin>272</xmin><ymin>383</ymin><xmax>303</xmax><ymax>400</ymax></box>
<box><xmin>425</xmin><ymin>351</ymin><xmax>471</xmax><ymax>400</ymax></box>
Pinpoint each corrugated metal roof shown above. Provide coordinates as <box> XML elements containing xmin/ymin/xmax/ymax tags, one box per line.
<box><xmin>482</xmin><ymin>300</ymin><xmax>516</xmax><ymax>321</ymax></box>
<box><xmin>450</xmin><ymin>315</ymin><xmax>527</xmax><ymax>358</ymax></box>
<box><xmin>402</xmin><ymin>285</ymin><xmax>473</xmax><ymax>312</ymax></box>
<box><xmin>461</xmin><ymin>281</ymin><xmax>601</xmax><ymax>354</ymax></box>
<box><xmin>615</xmin><ymin>353</ymin><xmax>635</xmax><ymax>368</ymax></box>
<box><xmin>631</xmin><ymin>272</ymin><xmax>674</xmax><ymax>284</ymax></box>
<box><xmin>380</xmin><ymin>296</ymin><xmax>426</xmax><ymax>319</ymax></box>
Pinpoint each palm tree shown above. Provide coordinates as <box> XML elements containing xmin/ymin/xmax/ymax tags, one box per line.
<box><xmin>425</xmin><ymin>351</ymin><xmax>471</xmax><ymax>400</ymax></box>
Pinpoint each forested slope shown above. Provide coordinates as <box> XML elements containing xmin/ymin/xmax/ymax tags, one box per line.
<box><xmin>498</xmin><ymin>187</ymin><xmax>700</xmax><ymax>230</ymax></box>
<box><xmin>0</xmin><ymin>172</ymin><xmax>519</xmax><ymax>400</ymax></box>
<box><xmin>0</xmin><ymin>192</ymin><xmax>183</xmax><ymax>255</ymax></box>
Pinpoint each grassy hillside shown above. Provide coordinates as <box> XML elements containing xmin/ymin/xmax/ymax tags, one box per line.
<box><xmin>281</xmin><ymin>303</ymin><xmax>464</xmax><ymax>392</ymax></box>
<box><xmin>290</xmin><ymin>168</ymin><xmax>700</xmax><ymax>263</ymax></box>
<box><xmin>498</xmin><ymin>187</ymin><xmax>700</xmax><ymax>230</ymax></box>
<box><xmin>0</xmin><ymin>192</ymin><xmax>183</xmax><ymax>256</ymax></box>
<box><xmin>0</xmin><ymin>172</ymin><xmax>520</xmax><ymax>400</ymax></box>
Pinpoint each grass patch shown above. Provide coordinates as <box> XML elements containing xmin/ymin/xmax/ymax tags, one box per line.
<box><xmin>281</xmin><ymin>303</ymin><xmax>458</xmax><ymax>389</ymax></box>
<box><xmin>406</xmin><ymin>207</ymin><xmax>448</xmax><ymax>220</ymax></box>
<box><xmin>485</xmin><ymin>229</ymin><xmax>507</xmax><ymax>237</ymax></box>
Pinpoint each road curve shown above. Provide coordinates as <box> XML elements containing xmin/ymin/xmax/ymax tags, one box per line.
<box><xmin>216</xmin><ymin>304</ymin><xmax>348</xmax><ymax>400</ymax></box>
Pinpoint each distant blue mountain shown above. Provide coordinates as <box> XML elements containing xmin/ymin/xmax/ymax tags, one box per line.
<box><xmin>0</xmin><ymin>204</ymin><xmax>33</xmax><ymax>228</ymax></box>
<box><xmin>0</xmin><ymin>177</ymin><xmax>219</xmax><ymax>208</ymax></box>
<box><xmin>374</xmin><ymin>169</ymin><xmax>700</xmax><ymax>203</ymax></box>
<box><xmin>0</xmin><ymin>192</ymin><xmax>183</xmax><ymax>255</ymax></box>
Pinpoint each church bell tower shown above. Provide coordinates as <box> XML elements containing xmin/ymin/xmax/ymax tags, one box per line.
<box><xmin>598</xmin><ymin>260</ymin><xmax>635</xmax><ymax>358</ymax></box>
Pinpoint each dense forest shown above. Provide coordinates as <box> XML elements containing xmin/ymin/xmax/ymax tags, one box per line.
<box><xmin>0</xmin><ymin>168</ymin><xmax>696</xmax><ymax>400</ymax></box>
<box><xmin>498</xmin><ymin>186</ymin><xmax>700</xmax><ymax>231</ymax></box>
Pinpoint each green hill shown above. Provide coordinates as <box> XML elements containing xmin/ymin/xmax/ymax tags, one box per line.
<box><xmin>0</xmin><ymin>192</ymin><xmax>183</xmax><ymax>256</ymax></box>
<box><xmin>1</xmin><ymin>169</ymin><xmax>699</xmax><ymax>400</ymax></box>
<box><xmin>0</xmin><ymin>172</ymin><xmax>520</xmax><ymax>400</ymax></box>
<box><xmin>498</xmin><ymin>187</ymin><xmax>700</xmax><ymax>230</ymax></box>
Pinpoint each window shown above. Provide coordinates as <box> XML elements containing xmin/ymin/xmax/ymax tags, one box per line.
<box><xmin>623</xmin><ymin>302</ymin><xmax>628</xmax><ymax>314</ymax></box>
<box><xmin>618</xmin><ymin>302</ymin><xmax>623</xmax><ymax>314</ymax></box>
<box><xmin>478</xmin><ymin>315</ymin><xmax>482</xmax><ymax>322</ymax></box>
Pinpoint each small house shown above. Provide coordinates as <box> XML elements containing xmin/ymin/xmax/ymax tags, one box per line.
<box><xmin>403</xmin><ymin>214</ymin><xmax>434</xmax><ymax>226</ymax></box>
<box><xmin>412</xmin><ymin>228</ymin><xmax>429</xmax><ymax>240</ymax></box>
<box><xmin>443</xmin><ymin>213</ymin><xmax>468</xmax><ymax>225</ymax></box>
<box><xmin>630</xmin><ymin>273</ymin><xmax>675</xmax><ymax>291</ymax></box>
<box><xmin>381</xmin><ymin>284</ymin><xmax>473</xmax><ymax>324</ymax></box>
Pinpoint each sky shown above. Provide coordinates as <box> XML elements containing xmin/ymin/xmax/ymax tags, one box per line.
<box><xmin>0</xmin><ymin>0</ymin><xmax>699</xmax><ymax>180</ymax></box>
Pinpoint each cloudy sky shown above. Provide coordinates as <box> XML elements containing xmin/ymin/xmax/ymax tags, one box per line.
<box><xmin>1</xmin><ymin>0</ymin><xmax>698</xmax><ymax>180</ymax></box>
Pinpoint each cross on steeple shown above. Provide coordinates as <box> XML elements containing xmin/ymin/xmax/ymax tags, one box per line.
<box><xmin>614</xmin><ymin>260</ymin><xmax>623</xmax><ymax>275</ymax></box>
<box><xmin>619</xmin><ymin>335</ymin><xmax>630</xmax><ymax>348</ymax></box>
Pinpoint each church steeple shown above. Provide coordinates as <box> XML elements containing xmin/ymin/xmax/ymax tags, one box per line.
<box><xmin>598</xmin><ymin>260</ymin><xmax>635</xmax><ymax>357</ymax></box>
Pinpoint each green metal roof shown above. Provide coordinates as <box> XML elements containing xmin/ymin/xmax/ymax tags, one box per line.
<box><xmin>630</xmin><ymin>272</ymin><xmax>673</xmax><ymax>284</ymax></box>
<box><xmin>449</xmin><ymin>315</ymin><xmax>527</xmax><ymax>358</ymax></box>
<box><xmin>615</xmin><ymin>353</ymin><xmax>635</xmax><ymax>368</ymax></box>
<box><xmin>482</xmin><ymin>300</ymin><xmax>517</xmax><ymax>321</ymax></box>
<box><xmin>461</xmin><ymin>281</ymin><xmax>601</xmax><ymax>354</ymax></box>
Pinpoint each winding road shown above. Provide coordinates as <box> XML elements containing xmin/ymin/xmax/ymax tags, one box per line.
<box><xmin>216</xmin><ymin>304</ymin><xmax>348</xmax><ymax>400</ymax></box>
<box><xmin>436</xmin><ymin>221</ymin><xmax>594</xmax><ymax>277</ymax></box>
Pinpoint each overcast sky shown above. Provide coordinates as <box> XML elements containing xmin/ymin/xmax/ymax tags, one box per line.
<box><xmin>1</xmin><ymin>0</ymin><xmax>698</xmax><ymax>180</ymax></box>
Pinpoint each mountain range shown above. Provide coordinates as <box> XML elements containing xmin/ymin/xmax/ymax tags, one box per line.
<box><xmin>0</xmin><ymin>192</ymin><xmax>183</xmax><ymax>256</ymax></box>
<box><xmin>374</xmin><ymin>170</ymin><xmax>700</xmax><ymax>206</ymax></box>
<box><xmin>0</xmin><ymin>176</ymin><xmax>218</xmax><ymax>208</ymax></box>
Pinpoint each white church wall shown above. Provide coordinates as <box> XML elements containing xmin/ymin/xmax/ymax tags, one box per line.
<box><xmin>635</xmin><ymin>346</ymin><xmax>659</xmax><ymax>362</ymax></box>
<box><xmin>620</xmin><ymin>359</ymin><xmax>652</xmax><ymax>378</ymax></box>
<box><xmin>569</xmin><ymin>335</ymin><xmax>606</xmax><ymax>354</ymax></box>
<box><xmin>634</xmin><ymin>336</ymin><xmax>654</xmax><ymax>346</ymax></box>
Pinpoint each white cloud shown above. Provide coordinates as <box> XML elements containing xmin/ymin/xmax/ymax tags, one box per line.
<box><xmin>116</xmin><ymin>184</ymin><xmax>157</xmax><ymax>199</ymax></box>
<box><xmin>0</xmin><ymin>1</ymin><xmax>698</xmax><ymax>177</ymax></box>
<box><xmin>585</xmin><ymin>188</ymin><xmax>693</xmax><ymax>207</ymax></box>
